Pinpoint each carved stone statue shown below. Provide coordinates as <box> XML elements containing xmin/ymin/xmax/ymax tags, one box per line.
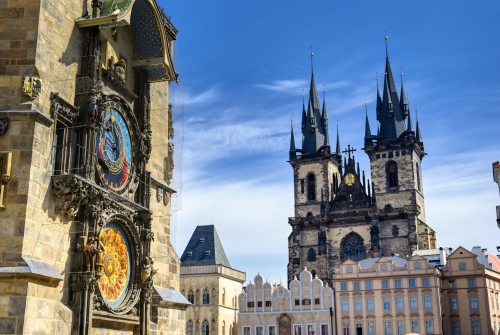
<box><xmin>168</xmin><ymin>103</ymin><xmax>174</xmax><ymax>140</ymax></box>
<box><xmin>83</xmin><ymin>237</ymin><xmax>97</xmax><ymax>272</ymax></box>
<box><xmin>87</xmin><ymin>88</ymin><xmax>99</xmax><ymax>120</ymax></box>
<box><xmin>113</xmin><ymin>59</ymin><xmax>126</xmax><ymax>84</ymax></box>
<box><xmin>142</xmin><ymin>256</ymin><xmax>158</xmax><ymax>288</ymax></box>
<box><xmin>318</xmin><ymin>231</ymin><xmax>327</xmax><ymax>255</ymax></box>
<box><xmin>95</xmin><ymin>239</ymin><xmax>105</xmax><ymax>276</ymax></box>
<box><xmin>164</xmin><ymin>142</ymin><xmax>174</xmax><ymax>184</ymax></box>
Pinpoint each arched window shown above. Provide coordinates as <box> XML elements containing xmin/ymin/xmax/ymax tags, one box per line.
<box><xmin>196</xmin><ymin>289</ymin><xmax>200</xmax><ymax>304</ymax></box>
<box><xmin>387</xmin><ymin>161</ymin><xmax>398</xmax><ymax>189</ymax></box>
<box><xmin>188</xmin><ymin>290</ymin><xmax>194</xmax><ymax>304</ymax></box>
<box><xmin>202</xmin><ymin>320</ymin><xmax>210</xmax><ymax>335</ymax></box>
<box><xmin>187</xmin><ymin>320</ymin><xmax>194</xmax><ymax>335</ymax></box>
<box><xmin>211</xmin><ymin>288</ymin><xmax>217</xmax><ymax>304</ymax></box>
<box><xmin>222</xmin><ymin>288</ymin><xmax>225</xmax><ymax>305</ymax></box>
<box><xmin>203</xmin><ymin>289</ymin><xmax>210</xmax><ymax>304</ymax></box>
<box><xmin>416</xmin><ymin>163</ymin><xmax>421</xmax><ymax>191</ymax></box>
<box><xmin>308</xmin><ymin>248</ymin><xmax>316</xmax><ymax>262</ymax></box>
<box><xmin>311</xmin><ymin>269</ymin><xmax>317</xmax><ymax>278</ymax></box>
<box><xmin>308</xmin><ymin>173</ymin><xmax>316</xmax><ymax>200</ymax></box>
<box><xmin>340</xmin><ymin>232</ymin><xmax>366</xmax><ymax>262</ymax></box>
<box><xmin>222</xmin><ymin>321</ymin><xmax>225</xmax><ymax>335</ymax></box>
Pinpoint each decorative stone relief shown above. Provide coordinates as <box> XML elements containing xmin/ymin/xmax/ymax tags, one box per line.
<box><xmin>52</xmin><ymin>177</ymin><xmax>90</xmax><ymax>218</ymax></box>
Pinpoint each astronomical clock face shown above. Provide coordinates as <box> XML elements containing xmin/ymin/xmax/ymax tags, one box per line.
<box><xmin>98</xmin><ymin>222</ymin><xmax>132</xmax><ymax>308</ymax></box>
<box><xmin>345</xmin><ymin>173</ymin><xmax>355</xmax><ymax>186</ymax></box>
<box><xmin>96</xmin><ymin>101</ymin><xmax>134</xmax><ymax>193</ymax></box>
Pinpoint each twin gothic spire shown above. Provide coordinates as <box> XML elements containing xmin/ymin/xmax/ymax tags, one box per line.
<box><xmin>291</xmin><ymin>39</ymin><xmax>424</xmax><ymax>159</ymax></box>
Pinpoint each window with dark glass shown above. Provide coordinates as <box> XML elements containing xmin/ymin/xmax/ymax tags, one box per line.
<box><xmin>188</xmin><ymin>290</ymin><xmax>194</xmax><ymax>304</ymax></box>
<box><xmin>468</xmin><ymin>278</ymin><xmax>476</xmax><ymax>288</ymax></box>
<box><xmin>450</xmin><ymin>297</ymin><xmax>458</xmax><ymax>310</ymax></box>
<box><xmin>394</xmin><ymin>280</ymin><xmax>402</xmax><ymax>288</ymax></box>
<box><xmin>257</xmin><ymin>301</ymin><xmax>262</xmax><ymax>307</ymax></box>
<box><xmin>388</xmin><ymin>162</ymin><xmax>398</xmax><ymax>188</ymax></box>
<box><xmin>422</xmin><ymin>278</ymin><xmax>430</xmax><ymax>287</ymax></box>
<box><xmin>365</xmin><ymin>281</ymin><xmax>373</xmax><ymax>290</ymax></box>
<box><xmin>203</xmin><ymin>290</ymin><xmax>210</xmax><ymax>304</ymax></box>
<box><xmin>308</xmin><ymin>248</ymin><xmax>316</xmax><ymax>262</ymax></box>
<box><xmin>202</xmin><ymin>320</ymin><xmax>210</xmax><ymax>335</ymax></box>
<box><xmin>353</xmin><ymin>282</ymin><xmax>361</xmax><ymax>290</ymax></box>
<box><xmin>308</xmin><ymin>174</ymin><xmax>316</xmax><ymax>200</ymax></box>
<box><xmin>247</xmin><ymin>301</ymin><xmax>254</xmax><ymax>308</ymax></box>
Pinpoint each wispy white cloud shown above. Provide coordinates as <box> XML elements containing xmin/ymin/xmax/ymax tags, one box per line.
<box><xmin>254</xmin><ymin>79</ymin><xmax>308</xmax><ymax>93</ymax></box>
<box><xmin>184</xmin><ymin>87</ymin><xmax>219</xmax><ymax>105</ymax></box>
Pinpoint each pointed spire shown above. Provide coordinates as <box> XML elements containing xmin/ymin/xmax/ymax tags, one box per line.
<box><xmin>415</xmin><ymin>109</ymin><xmax>423</xmax><ymax>143</ymax></box>
<box><xmin>364</xmin><ymin>103</ymin><xmax>372</xmax><ymax>139</ymax></box>
<box><xmin>290</xmin><ymin>117</ymin><xmax>296</xmax><ymax>152</ymax></box>
<box><xmin>336</xmin><ymin>123</ymin><xmax>341</xmax><ymax>156</ymax></box>
<box><xmin>301</xmin><ymin>90</ymin><xmax>306</xmax><ymax>131</ymax></box>
<box><xmin>322</xmin><ymin>86</ymin><xmax>330</xmax><ymax>147</ymax></box>
<box><xmin>376</xmin><ymin>74</ymin><xmax>382</xmax><ymax>121</ymax></box>
<box><xmin>407</xmin><ymin>101</ymin><xmax>414</xmax><ymax>133</ymax></box>
<box><xmin>385</xmin><ymin>33</ymin><xmax>389</xmax><ymax>58</ymax></box>
<box><xmin>400</xmin><ymin>70</ymin><xmax>408</xmax><ymax>118</ymax></box>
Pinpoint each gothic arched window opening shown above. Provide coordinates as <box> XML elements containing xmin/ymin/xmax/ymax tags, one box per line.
<box><xmin>188</xmin><ymin>290</ymin><xmax>194</xmax><ymax>304</ymax></box>
<box><xmin>203</xmin><ymin>289</ymin><xmax>210</xmax><ymax>304</ymax></box>
<box><xmin>311</xmin><ymin>269</ymin><xmax>317</xmax><ymax>278</ymax></box>
<box><xmin>187</xmin><ymin>320</ymin><xmax>194</xmax><ymax>335</ymax></box>
<box><xmin>340</xmin><ymin>232</ymin><xmax>366</xmax><ymax>262</ymax></box>
<box><xmin>387</xmin><ymin>161</ymin><xmax>398</xmax><ymax>189</ymax></box>
<box><xmin>416</xmin><ymin>163</ymin><xmax>421</xmax><ymax>191</ymax></box>
<box><xmin>202</xmin><ymin>320</ymin><xmax>210</xmax><ymax>335</ymax></box>
<box><xmin>308</xmin><ymin>173</ymin><xmax>316</xmax><ymax>200</ymax></box>
<box><xmin>308</xmin><ymin>248</ymin><xmax>316</xmax><ymax>262</ymax></box>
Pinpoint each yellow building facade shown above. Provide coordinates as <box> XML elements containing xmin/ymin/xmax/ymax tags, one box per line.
<box><xmin>333</xmin><ymin>255</ymin><xmax>443</xmax><ymax>335</ymax></box>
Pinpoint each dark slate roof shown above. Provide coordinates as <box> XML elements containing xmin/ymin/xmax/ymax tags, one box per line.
<box><xmin>180</xmin><ymin>225</ymin><xmax>231</xmax><ymax>267</ymax></box>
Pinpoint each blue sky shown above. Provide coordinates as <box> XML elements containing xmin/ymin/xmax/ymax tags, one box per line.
<box><xmin>161</xmin><ymin>0</ymin><xmax>500</xmax><ymax>285</ymax></box>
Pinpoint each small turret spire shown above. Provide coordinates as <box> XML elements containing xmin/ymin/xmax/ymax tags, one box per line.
<box><xmin>415</xmin><ymin>108</ymin><xmax>423</xmax><ymax>143</ymax></box>
<box><xmin>322</xmin><ymin>85</ymin><xmax>330</xmax><ymax>147</ymax></box>
<box><xmin>301</xmin><ymin>89</ymin><xmax>306</xmax><ymax>132</ymax></box>
<box><xmin>335</xmin><ymin>122</ymin><xmax>341</xmax><ymax>156</ymax></box>
<box><xmin>364</xmin><ymin>103</ymin><xmax>372</xmax><ymax>139</ymax></box>
<box><xmin>290</xmin><ymin>116</ymin><xmax>296</xmax><ymax>152</ymax></box>
<box><xmin>400</xmin><ymin>69</ymin><xmax>409</xmax><ymax>118</ymax></box>
<box><xmin>406</xmin><ymin>98</ymin><xmax>414</xmax><ymax>132</ymax></box>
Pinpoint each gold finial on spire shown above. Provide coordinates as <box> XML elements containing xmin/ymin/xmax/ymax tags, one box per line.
<box><xmin>384</xmin><ymin>30</ymin><xmax>389</xmax><ymax>57</ymax></box>
<box><xmin>376</xmin><ymin>72</ymin><xmax>379</xmax><ymax>90</ymax></box>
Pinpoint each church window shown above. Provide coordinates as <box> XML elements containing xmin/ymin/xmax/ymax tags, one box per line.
<box><xmin>222</xmin><ymin>289</ymin><xmax>225</xmax><ymax>305</ymax></box>
<box><xmin>203</xmin><ymin>289</ymin><xmax>210</xmax><ymax>304</ymax></box>
<box><xmin>392</xmin><ymin>225</ymin><xmax>399</xmax><ymax>236</ymax></box>
<box><xmin>301</xmin><ymin>179</ymin><xmax>305</xmax><ymax>193</ymax></box>
<box><xmin>387</xmin><ymin>161</ymin><xmax>398</xmax><ymax>189</ymax></box>
<box><xmin>187</xmin><ymin>320</ymin><xmax>194</xmax><ymax>335</ymax></box>
<box><xmin>416</xmin><ymin>163</ymin><xmax>421</xmax><ymax>191</ymax></box>
<box><xmin>188</xmin><ymin>290</ymin><xmax>194</xmax><ymax>304</ymax></box>
<box><xmin>311</xmin><ymin>270</ymin><xmax>317</xmax><ymax>278</ymax></box>
<box><xmin>196</xmin><ymin>289</ymin><xmax>201</xmax><ymax>304</ymax></box>
<box><xmin>202</xmin><ymin>320</ymin><xmax>210</xmax><ymax>335</ymax></box>
<box><xmin>308</xmin><ymin>173</ymin><xmax>316</xmax><ymax>200</ymax></box>
<box><xmin>306</xmin><ymin>212</ymin><xmax>313</xmax><ymax>219</ymax></box>
<box><xmin>340</xmin><ymin>232</ymin><xmax>366</xmax><ymax>262</ymax></box>
<box><xmin>308</xmin><ymin>248</ymin><xmax>316</xmax><ymax>262</ymax></box>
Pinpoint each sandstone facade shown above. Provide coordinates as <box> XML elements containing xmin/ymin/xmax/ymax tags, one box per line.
<box><xmin>0</xmin><ymin>0</ymin><xmax>187</xmax><ymax>334</ymax></box>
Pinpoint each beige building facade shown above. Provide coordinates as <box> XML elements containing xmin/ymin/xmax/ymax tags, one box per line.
<box><xmin>238</xmin><ymin>269</ymin><xmax>334</xmax><ymax>335</ymax></box>
<box><xmin>333</xmin><ymin>255</ymin><xmax>443</xmax><ymax>335</ymax></box>
<box><xmin>180</xmin><ymin>225</ymin><xmax>246</xmax><ymax>335</ymax></box>
<box><xmin>0</xmin><ymin>0</ymin><xmax>188</xmax><ymax>334</ymax></box>
<box><xmin>441</xmin><ymin>246</ymin><xmax>500</xmax><ymax>335</ymax></box>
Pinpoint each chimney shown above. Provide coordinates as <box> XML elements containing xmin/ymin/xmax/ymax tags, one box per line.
<box><xmin>439</xmin><ymin>247</ymin><xmax>447</xmax><ymax>266</ymax></box>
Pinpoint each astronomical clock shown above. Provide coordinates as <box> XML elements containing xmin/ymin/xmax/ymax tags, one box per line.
<box><xmin>48</xmin><ymin>0</ymin><xmax>181</xmax><ymax>333</ymax></box>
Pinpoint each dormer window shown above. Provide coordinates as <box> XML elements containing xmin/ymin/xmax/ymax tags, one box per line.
<box><xmin>381</xmin><ymin>264</ymin><xmax>388</xmax><ymax>271</ymax></box>
<box><xmin>200</xmin><ymin>238</ymin><xmax>204</xmax><ymax>242</ymax></box>
<box><xmin>206</xmin><ymin>251</ymin><xmax>210</xmax><ymax>255</ymax></box>
<box><xmin>187</xmin><ymin>252</ymin><xmax>192</xmax><ymax>256</ymax></box>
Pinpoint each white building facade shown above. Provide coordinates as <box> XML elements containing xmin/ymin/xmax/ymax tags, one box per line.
<box><xmin>238</xmin><ymin>269</ymin><xmax>334</xmax><ymax>335</ymax></box>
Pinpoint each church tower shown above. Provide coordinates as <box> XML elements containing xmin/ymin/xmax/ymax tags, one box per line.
<box><xmin>363</xmin><ymin>36</ymin><xmax>436</xmax><ymax>254</ymax></box>
<box><xmin>287</xmin><ymin>46</ymin><xmax>438</xmax><ymax>286</ymax></box>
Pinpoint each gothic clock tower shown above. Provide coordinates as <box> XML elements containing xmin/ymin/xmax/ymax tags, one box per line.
<box><xmin>287</xmin><ymin>46</ymin><xmax>438</xmax><ymax>285</ymax></box>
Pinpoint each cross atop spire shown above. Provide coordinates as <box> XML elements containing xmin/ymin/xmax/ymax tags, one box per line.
<box><xmin>343</xmin><ymin>145</ymin><xmax>356</xmax><ymax>159</ymax></box>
